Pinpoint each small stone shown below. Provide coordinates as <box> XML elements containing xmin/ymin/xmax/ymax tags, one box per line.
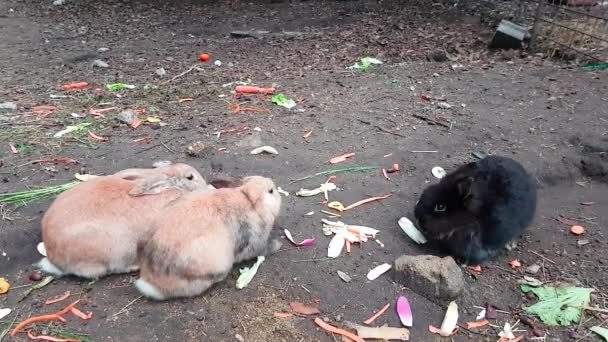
<box><xmin>165</xmin><ymin>57</ymin><xmax>175</xmax><ymax>62</ymax></box>
<box><xmin>155</xmin><ymin>67</ymin><xmax>166</xmax><ymax>76</ymax></box>
<box><xmin>52</xmin><ymin>0</ymin><xmax>65</xmax><ymax>5</ymax></box>
<box><xmin>235</xmin><ymin>334</ymin><xmax>244</xmax><ymax>342</ymax></box>
<box><xmin>394</xmin><ymin>255</ymin><xmax>464</xmax><ymax>305</ymax></box>
<box><xmin>115</xmin><ymin>109</ymin><xmax>139</xmax><ymax>125</ymax></box>
<box><xmin>98</xmin><ymin>47</ymin><xmax>110</xmax><ymax>52</ymax></box>
<box><xmin>0</xmin><ymin>102</ymin><xmax>17</xmax><ymax>113</ymax></box>
<box><xmin>427</xmin><ymin>49</ymin><xmax>448</xmax><ymax>62</ymax></box>
<box><xmin>526</xmin><ymin>291</ymin><xmax>536</xmax><ymax>300</ymax></box>
<box><xmin>526</xmin><ymin>264</ymin><xmax>541</xmax><ymax>274</ymax></box>
<box><xmin>92</xmin><ymin>60</ymin><xmax>109</xmax><ymax>68</ymax></box>
<box><xmin>187</xmin><ymin>141</ymin><xmax>207</xmax><ymax>157</ymax></box>
<box><xmin>547</xmin><ymin>96</ymin><xmax>557</xmax><ymax>102</ymax></box>
<box><xmin>437</xmin><ymin>102</ymin><xmax>452</xmax><ymax>109</ymax></box>
<box><xmin>29</xmin><ymin>272</ymin><xmax>43</xmax><ymax>281</ymax></box>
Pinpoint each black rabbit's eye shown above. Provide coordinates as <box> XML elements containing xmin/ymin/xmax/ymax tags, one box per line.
<box><xmin>269</xmin><ymin>189</ymin><xmax>274</xmax><ymax>194</ymax></box>
<box><xmin>434</xmin><ymin>204</ymin><xmax>446</xmax><ymax>212</ymax></box>
<box><xmin>186</xmin><ymin>174</ymin><xmax>194</xmax><ymax>180</ymax></box>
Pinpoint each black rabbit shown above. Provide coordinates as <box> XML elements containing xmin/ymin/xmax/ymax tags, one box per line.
<box><xmin>414</xmin><ymin>156</ymin><xmax>537</xmax><ymax>264</ymax></box>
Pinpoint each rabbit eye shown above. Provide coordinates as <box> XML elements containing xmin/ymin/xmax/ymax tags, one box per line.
<box><xmin>269</xmin><ymin>189</ymin><xmax>274</xmax><ymax>194</ymax></box>
<box><xmin>434</xmin><ymin>204</ymin><xmax>446</xmax><ymax>212</ymax></box>
<box><xmin>186</xmin><ymin>174</ymin><xmax>194</xmax><ymax>180</ymax></box>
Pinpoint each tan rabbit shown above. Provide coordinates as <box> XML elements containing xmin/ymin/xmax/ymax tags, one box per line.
<box><xmin>37</xmin><ymin>161</ymin><xmax>211</xmax><ymax>279</ymax></box>
<box><xmin>135</xmin><ymin>176</ymin><xmax>282</xmax><ymax>300</ymax></box>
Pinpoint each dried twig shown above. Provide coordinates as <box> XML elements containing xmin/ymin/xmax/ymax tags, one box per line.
<box><xmin>162</xmin><ymin>65</ymin><xmax>204</xmax><ymax>85</ymax></box>
<box><xmin>356</xmin><ymin>119</ymin><xmax>407</xmax><ymax>138</ymax></box>
<box><xmin>412</xmin><ymin>114</ymin><xmax>451</xmax><ymax>128</ymax></box>
<box><xmin>529</xmin><ymin>250</ymin><xmax>556</xmax><ymax>265</ymax></box>
<box><xmin>110</xmin><ymin>295</ymin><xmax>143</xmax><ymax>319</ymax></box>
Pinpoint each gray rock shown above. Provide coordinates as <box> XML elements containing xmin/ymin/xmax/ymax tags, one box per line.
<box><xmin>525</xmin><ymin>264</ymin><xmax>541</xmax><ymax>274</ymax></box>
<box><xmin>427</xmin><ymin>49</ymin><xmax>448</xmax><ymax>62</ymax></box>
<box><xmin>394</xmin><ymin>255</ymin><xmax>464</xmax><ymax>304</ymax></box>
<box><xmin>155</xmin><ymin>67</ymin><xmax>166</xmax><ymax>76</ymax></box>
<box><xmin>92</xmin><ymin>59</ymin><xmax>109</xmax><ymax>68</ymax></box>
<box><xmin>0</xmin><ymin>102</ymin><xmax>17</xmax><ymax>113</ymax></box>
<box><xmin>115</xmin><ymin>109</ymin><xmax>139</xmax><ymax>125</ymax></box>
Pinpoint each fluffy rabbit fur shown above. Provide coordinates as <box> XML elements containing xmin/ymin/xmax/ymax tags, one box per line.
<box><xmin>414</xmin><ymin>156</ymin><xmax>537</xmax><ymax>264</ymax></box>
<box><xmin>38</xmin><ymin>162</ymin><xmax>210</xmax><ymax>279</ymax></box>
<box><xmin>135</xmin><ymin>176</ymin><xmax>282</xmax><ymax>300</ymax></box>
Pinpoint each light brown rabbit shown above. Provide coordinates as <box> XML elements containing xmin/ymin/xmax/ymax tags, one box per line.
<box><xmin>135</xmin><ymin>176</ymin><xmax>282</xmax><ymax>300</ymax></box>
<box><xmin>37</xmin><ymin>161</ymin><xmax>211</xmax><ymax>279</ymax></box>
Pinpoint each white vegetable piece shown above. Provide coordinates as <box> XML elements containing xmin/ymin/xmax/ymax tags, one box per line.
<box><xmin>367</xmin><ymin>263</ymin><xmax>392</xmax><ymax>280</ymax></box>
<box><xmin>398</xmin><ymin>217</ymin><xmax>427</xmax><ymax>244</ymax></box>
<box><xmin>250</xmin><ymin>146</ymin><xmax>279</xmax><ymax>155</ymax></box>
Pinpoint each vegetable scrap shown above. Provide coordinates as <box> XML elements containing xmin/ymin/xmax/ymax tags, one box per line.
<box><xmin>289</xmin><ymin>302</ymin><xmax>320</xmax><ymax>316</ymax></box>
<box><xmin>296</xmin><ymin>183</ymin><xmax>337</xmax><ymax>197</ymax></box>
<box><xmin>367</xmin><ymin>263</ymin><xmax>391</xmax><ymax>281</ymax></box>
<box><xmin>215</xmin><ymin>126</ymin><xmax>250</xmax><ymax>139</ymax></box>
<box><xmin>37</xmin><ymin>242</ymin><xmax>47</xmax><ymax>256</ymax></box>
<box><xmin>228</xmin><ymin>103</ymin><xmax>270</xmax><ymax>114</ymax></box>
<box><xmin>0</xmin><ymin>308</ymin><xmax>11</xmax><ymax>320</ymax></box>
<box><xmin>133</xmin><ymin>137</ymin><xmax>153</xmax><ymax>143</ymax></box>
<box><xmin>314</xmin><ymin>317</ymin><xmax>364</xmax><ymax>342</ymax></box>
<box><xmin>11</xmin><ymin>300</ymin><xmax>92</xmax><ymax>337</ymax></box>
<box><xmin>328</xmin><ymin>194</ymin><xmax>392</xmax><ymax>212</ymax></box>
<box><xmin>476</xmin><ymin>308</ymin><xmax>486</xmax><ymax>320</ymax></box>
<box><xmin>33</xmin><ymin>105</ymin><xmax>58</xmax><ymax>117</ymax></box>
<box><xmin>364</xmin><ymin>303</ymin><xmax>390</xmax><ymax>324</ymax></box>
<box><xmin>277</xmin><ymin>187</ymin><xmax>290</xmax><ymax>197</ymax></box>
<box><xmin>431</xmin><ymin>166</ymin><xmax>447</xmax><ymax>179</ymax></box>
<box><xmin>397</xmin><ymin>217</ymin><xmax>427</xmax><ymax>244</ymax></box>
<box><xmin>509</xmin><ymin>259</ymin><xmax>522</xmax><ymax>268</ymax></box>
<box><xmin>273</xmin><ymin>312</ymin><xmax>293</xmax><ymax>319</ymax></box>
<box><xmin>199</xmin><ymin>53</ymin><xmax>211</xmax><ymax>62</ymax></box>
<box><xmin>89</xmin><ymin>107</ymin><xmax>117</xmax><ymax>117</ymax></box>
<box><xmin>0</xmin><ymin>182</ymin><xmax>79</xmax><ymax>207</ymax></box>
<box><xmin>429</xmin><ymin>301</ymin><xmax>458</xmax><ymax>337</ymax></box>
<box><xmin>356</xmin><ymin>325</ymin><xmax>409</xmax><ymax>341</ymax></box>
<box><xmin>131</xmin><ymin>119</ymin><xmax>143</xmax><ymax>129</ymax></box>
<box><xmin>397</xmin><ymin>296</ymin><xmax>413</xmax><ymax>327</ymax></box>
<box><xmin>0</xmin><ymin>278</ymin><xmax>10</xmax><ymax>294</ymax></box>
<box><xmin>62</xmin><ymin>82</ymin><xmax>88</xmax><ymax>90</ymax></box>
<box><xmin>327</xmin><ymin>234</ymin><xmax>345</xmax><ymax>258</ymax></box>
<box><xmin>570</xmin><ymin>225</ymin><xmax>585</xmax><ymax>235</ymax></box>
<box><xmin>284</xmin><ymin>229</ymin><xmax>314</xmax><ymax>247</ymax></box>
<box><xmin>250</xmin><ymin>146</ymin><xmax>279</xmax><ymax>155</ymax></box>
<box><xmin>498</xmin><ymin>322</ymin><xmax>516</xmax><ymax>340</ymax></box>
<box><xmin>469</xmin><ymin>265</ymin><xmax>482</xmax><ymax>274</ymax></box>
<box><xmin>45</xmin><ymin>291</ymin><xmax>71</xmax><ymax>305</ymax></box>
<box><xmin>236</xmin><ymin>256</ymin><xmax>265</xmax><ymax>289</ymax></box>
<box><xmin>290</xmin><ymin>166</ymin><xmax>379</xmax><ymax>184</ymax></box>
<box><xmin>520</xmin><ymin>284</ymin><xmax>593</xmax><ymax>326</ymax></box>
<box><xmin>271</xmin><ymin>94</ymin><xmax>297</xmax><ymax>109</ymax></box>
<box><xmin>106</xmin><ymin>83</ymin><xmax>135</xmax><ymax>91</ymax></box>
<box><xmin>591</xmin><ymin>326</ymin><xmax>608</xmax><ymax>341</ymax></box>
<box><xmin>348</xmin><ymin>57</ymin><xmax>383</xmax><ymax>71</ymax></box>
<box><xmin>27</xmin><ymin>330</ymin><xmax>79</xmax><ymax>342</ymax></box>
<box><xmin>303</xmin><ymin>131</ymin><xmax>313</xmax><ymax>139</ymax></box>
<box><xmin>19</xmin><ymin>276</ymin><xmax>54</xmax><ymax>302</ymax></box>
<box><xmin>178</xmin><ymin>98</ymin><xmax>193</xmax><ymax>103</ymax></box>
<box><xmin>235</xmin><ymin>85</ymin><xmax>275</xmax><ymax>94</ymax></box>
<box><xmin>382</xmin><ymin>168</ymin><xmax>390</xmax><ymax>180</ymax></box>
<box><xmin>329</xmin><ymin>153</ymin><xmax>355</xmax><ymax>165</ymax></box>
<box><xmin>387</xmin><ymin>163</ymin><xmax>400</xmax><ymax>173</ymax></box>
<box><xmin>322</xmin><ymin>219</ymin><xmax>380</xmax><ymax>258</ymax></box>
<box><xmin>466</xmin><ymin>319</ymin><xmax>489</xmax><ymax>329</ymax></box>
<box><xmin>9</xmin><ymin>143</ymin><xmax>18</xmax><ymax>154</ymax></box>
<box><xmin>54</xmin><ymin>123</ymin><xmax>92</xmax><ymax>138</ymax></box>
<box><xmin>30</xmin><ymin>157</ymin><xmax>78</xmax><ymax>165</ymax></box>
<box><xmin>88</xmin><ymin>131</ymin><xmax>108</xmax><ymax>142</ymax></box>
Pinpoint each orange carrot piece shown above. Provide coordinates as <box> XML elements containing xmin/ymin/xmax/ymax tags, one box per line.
<box><xmin>27</xmin><ymin>330</ymin><xmax>79</xmax><ymax>342</ymax></box>
<box><xmin>235</xmin><ymin>86</ymin><xmax>275</xmax><ymax>94</ymax></box>
<box><xmin>363</xmin><ymin>303</ymin><xmax>390</xmax><ymax>325</ymax></box>
<box><xmin>466</xmin><ymin>319</ymin><xmax>489</xmax><ymax>329</ymax></box>
<box><xmin>62</xmin><ymin>82</ymin><xmax>88</xmax><ymax>90</ymax></box>
<box><xmin>509</xmin><ymin>259</ymin><xmax>521</xmax><ymax>268</ymax></box>
<box><xmin>343</xmin><ymin>194</ymin><xmax>393</xmax><ymax>211</ymax></box>
<box><xmin>570</xmin><ymin>225</ymin><xmax>585</xmax><ymax>235</ymax></box>
<box><xmin>11</xmin><ymin>315</ymin><xmax>63</xmax><ymax>336</ymax></box>
<box><xmin>131</xmin><ymin>119</ymin><xmax>143</xmax><ymax>129</ymax></box>
<box><xmin>45</xmin><ymin>291</ymin><xmax>71</xmax><ymax>305</ymax></box>
<box><xmin>314</xmin><ymin>317</ymin><xmax>365</xmax><ymax>342</ymax></box>
<box><xmin>54</xmin><ymin>300</ymin><xmax>81</xmax><ymax>316</ymax></box>
<box><xmin>88</xmin><ymin>131</ymin><xmax>108</xmax><ymax>142</ymax></box>
<box><xmin>329</xmin><ymin>153</ymin><xmax>355</xmax><ymax>165</ymax></box>
<box><xmin>70</xmin><ymin>307</ymin><xmax>93</xmax><ymax>320</ymax></box>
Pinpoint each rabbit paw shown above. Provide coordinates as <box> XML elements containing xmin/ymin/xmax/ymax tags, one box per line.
<box><xmin>504</xmin><ymin>240</ymin><xmax>518</xmax><ymax>251</ymax></box>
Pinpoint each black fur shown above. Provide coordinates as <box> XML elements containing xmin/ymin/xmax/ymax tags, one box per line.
<box><xmin>235</xmin><ymin>222</ymin><xmax>252</xmax><ymax>257</ymax></box>
<box><xmin>414</xmin><ymin>155</ymin><xmax>537</xmax><ymax>264</ymax></box>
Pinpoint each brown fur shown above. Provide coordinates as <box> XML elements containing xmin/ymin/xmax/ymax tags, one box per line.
<box><xmin>39</xmin><ymin>162</ymin><xmax>209</xmax><ymax>279</ymax></box>
<box><xmin>135</xmin><ymin>176</ymin><xmax>282</xmax><ymax>300</ymax></box>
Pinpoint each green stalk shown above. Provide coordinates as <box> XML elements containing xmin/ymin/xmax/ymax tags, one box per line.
<box><xmin>290</xmin><ymin>166</ymin><xmax>379</xmax><ymax>184</ymax></box>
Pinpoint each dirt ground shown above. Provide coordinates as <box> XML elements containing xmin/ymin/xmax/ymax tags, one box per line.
<box><xmin>1</xmin><ymin>0</ymin><xmax>608</xmax><ymax>341</ymax></box>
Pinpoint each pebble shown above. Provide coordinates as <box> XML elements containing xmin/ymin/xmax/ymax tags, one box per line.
<box><xmin>187</xmin><ymin>141</ymin><xmax>207</xmax><ymax>157</ymax></box>
<box><xmin>577</xmin><ymin>239</ymin><xmax>590</xmax><ymax>247</ymax></box>
<box><xmin>525</xmin><ymin>264</ymin><xmax>541</xmax><ymax>274</ymax></box>
<box><xmin>437</xmin><ymin>102</ymin><xmax>452</xmax><ymax>109</ymax></box>
<box><xmin>526</xmin><ymin>292</ymin><xmax>536</xmax><ymax>300</ymax></box>
<box><xmin>29</xmin><ymin>272</ymin><xmax>43</xmax><ymax>281</ymax></box>
<box><xmin>92</xmin><ymin>60</ymin><xmax>109</xmax><ymax>68</ymax></box>
<box><xmin>155</xmin><ymin>67</ymin><xmax>166</xmax><ymax>76</ymax></box>
<box><xmin>0</xmin><ymin>102</ymin><xmax>17</xmax><ymax>113</ymax></box>
<box><xmin>235</xmin><ymin>334</ymin><xmax>244</xmax><ymax>342</ymax></box>
<box><xmin>98</xmin><ymin>47</ymin><xmax>110</xmax><ymax>52</ymax></box>
<box><xmin>428</xmin><ymin>49</ymin><xmax>448</xmax><ymax>62</ymax></box>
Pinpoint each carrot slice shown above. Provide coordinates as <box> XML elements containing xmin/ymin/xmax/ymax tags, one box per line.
<box><xmin>363</xmin><ymin>303</ymin><xmax>390</xmax><ymax>325</ymax></box>
<box><xmin>343</xmin><ymin>194</ymin><xmax>392</xmax><ymax>211</ymax></box>
<box><xmin>45</xmin><ymin>291</ymin><xmax>71</xmax><ymax>305</ymax></box>
<box><xmin>88</xmin><ymin>131</ymin><xmax>108</xmax><ymax>142</ymax></box>
<box><xmin>27</xmin><ymin>330</ymin><xmax>79</xmax><ymax>342</ymax></box>
<box><xmin>382</xmin><ymin>169</ymin><xmax>390</xmax><ymax>180</ymax></box>
<box><xmin>54</xmin><ymin>300</ymin><xmax>81</xmax><ymax>316</ymax></box>
<box><xmin>466</xmin><ymin>319</ymin><xmax>489</xmax><ymax>329</ymax></box>
<box><xmin>273</xmin><ymin>312</ymin><xmax>293</xmax><ymax>319</ymax></box>
<box><xmin>314</xmin><ymin>317</ymin><xmax>365</xmax><ymax>342</ymax></box>
<box><xmin>70</xmin><ymin>307</ymin><xmax>93</xmax><ymax>320</ymax></box>
<box><xmin>329</xmin><ymin>153</ymin><xmax>355</xmax><ymax>164</ymax></box>
<box><xmin>570</xmin><ymin>225</ymin><xmax>585</xmax><ymax>235</ymax></box>
<box><xmin>11</xmin><ymin>315</ymin><xmax>63</xmax><ymax>336</ymax></box>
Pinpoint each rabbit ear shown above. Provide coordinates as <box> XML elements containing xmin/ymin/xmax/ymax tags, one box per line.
<box><xmin>456</xmin><ymin>176</ymin><xmax>475</xmax><ymax>199</ymax></box>
<box><xmin>114</xmin><ymin>169</ymin><xmax>149</xmax><ymax>181</ymax></box>
<box><xmin>209</xmin><ymin>178</ymin><xmax>242</xmax><ymax>189</ymax></box>
<box><xmin>240</xmin><ymin>181</ymin><xmax>264</xmax><ymax>206</ymax></box>
<box><xmin>129</xmin><ymin>175</ymin><xmax>173</xmax><ymax>196</ymax></box>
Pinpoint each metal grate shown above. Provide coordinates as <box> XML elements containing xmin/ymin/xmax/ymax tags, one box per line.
<box><xmin>531</xmin><ymin>0</ymin><xmax>608</xmax><ymax>64</ymax></box>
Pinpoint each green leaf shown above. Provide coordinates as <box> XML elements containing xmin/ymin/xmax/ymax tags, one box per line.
<box><xmin>271</xmin><ymin>94</ymin><xmax>296</xmax><ymax>109</ymax></box>
<box><xmin>520</xmin><ymin>285</ymin><xmax>593</xmax><ymax>326</ymax></box>
<box><xmin>591</xmin><ymin>326</ymin><xmax>608</xmax><ymax>341</ymax></box>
